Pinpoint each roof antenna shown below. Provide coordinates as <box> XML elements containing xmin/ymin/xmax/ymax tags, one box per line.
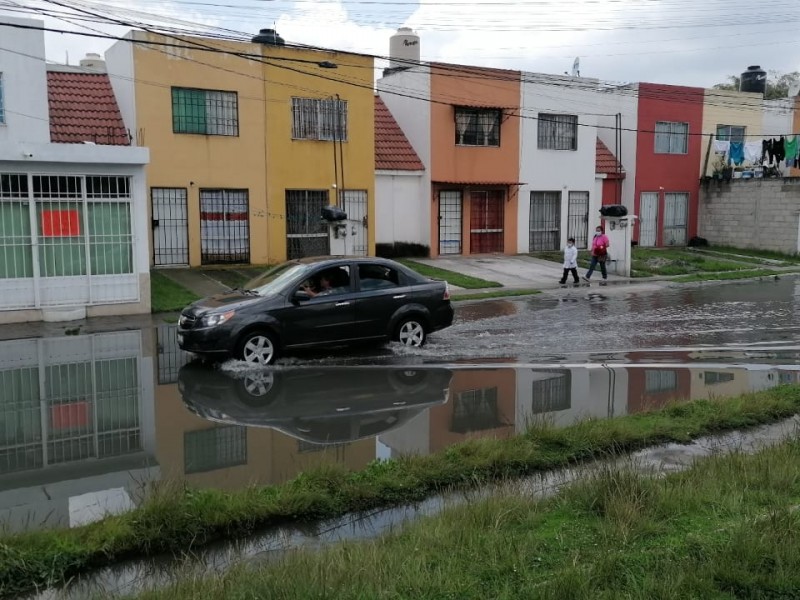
<box><xmin>65</xmin><ymin>50</ymin><xmax>69</xmax><ymax>65</ymax></box>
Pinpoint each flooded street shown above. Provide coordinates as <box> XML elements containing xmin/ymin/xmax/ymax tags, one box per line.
<box><xmin>3</xmin><ymin>277</ymin><xmax>800</xmax><ymax>597</ymax></box>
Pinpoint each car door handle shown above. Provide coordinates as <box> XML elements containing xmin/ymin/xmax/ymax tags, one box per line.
<box><xmin>393</xmin><ymin>295</ymin><xmax>406</xmax><ymax>299</ymax></box>
<box><xmin>335</xmin><ymin>301</ymin><xmax>350</xmax><ymax>307</ymax></box>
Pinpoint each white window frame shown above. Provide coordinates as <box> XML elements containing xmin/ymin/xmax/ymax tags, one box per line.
<box><xmin>716</xmin><ymin>124</ymin><xmax>746</xmax><ymax>143</ymax></box>
<box><xmin>654</xmin><ymin>121</ymin><xmax>688</xmax><ymax>155</ymax></box>
<box><xmin>0</xmin><ymin>72</ymin><xmax>5</xmax><ymax>124</ymax></box>
<box><xmin>291</xmin><ymin>97</ymin><xmax>348</xmax><ymax>141</ymax></box>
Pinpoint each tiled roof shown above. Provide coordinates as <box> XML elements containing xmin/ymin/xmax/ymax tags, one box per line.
<box><xmin>596</xmin><ymin>138</ymin><xmax>625</xmax><ymax>179</ymax></box>
<box><xmin>47</xmin><ymin>71</ymin><xmax>130</xmax><ymax>145</ymax></box>
<box><xmin>375</xmin><ymin>95</ymin><xmax>424</xmax><ymax>171</ymax></box>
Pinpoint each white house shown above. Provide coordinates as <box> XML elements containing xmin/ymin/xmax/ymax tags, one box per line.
<box><xmin>0</xmin><ymin>17</ymin><xmax>149</xmax><ymax>323</ymax></box>
<box><xmin>519</xmin><ymin>73</ymin><xmax>603</xmax><ymax>252</ymax></box>
<box><xmin>374</xmin><ymin>95</ymin><xmax>427</xmax><ymax>254</ymax></box>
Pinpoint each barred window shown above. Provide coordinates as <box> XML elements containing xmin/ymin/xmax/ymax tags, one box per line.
<box><xmin>291</xmin><ymin>97</ymin><xmax>348</xmax><ymax>141</ymax></box>
<box><xmin>654</xmin><ymin>121</ymin><xmax>688</xmax><ymax>154</ymax></box>
<box><xmin>538</xmin><ymin>114</ymin><xmax>578</xmax><ymax>150</ymax></box>
<box><xmin>184</xmin><ymin>426</ymin><xmax>247</xmax><ymax>474</ymax></box>
<box><xmin>454</xmin><ymin>107</ymin><xmax>500</xmax><ymax>146</ymax></box>
<box><xmin>0</xmin><ymin>72</ymin><xmax>5</xmax><ymax>124</ymax></box>
<box><xmin>716</xmin><ymin>124</ymin><xmax>745</xmax><ymax>143</ymax></box>
<box><xmin>172</xmin><ymin>87</ymin><xmax>238</xmax><ymax>136</ymax></box>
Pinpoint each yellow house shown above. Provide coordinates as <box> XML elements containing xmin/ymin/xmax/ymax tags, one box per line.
<box><xmin>105</xmin><ymin>30</ymin><xmax>375</xmax><ymax>267</ymax></box>
<box><xmin>700</xmin><ymin>88</ymin><xmax>763</xmax><ymax>177</ymax></box>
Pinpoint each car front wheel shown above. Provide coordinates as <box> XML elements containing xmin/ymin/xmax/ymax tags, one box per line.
<box><xmin>395</xmin><ymin>318</ymin><xmax>427</xmax><ymax>347</ymax></box>
<box><xmin>237</xmin><ymin>330</ymin><xmax>279</xmax><ymax>365</ymax></box>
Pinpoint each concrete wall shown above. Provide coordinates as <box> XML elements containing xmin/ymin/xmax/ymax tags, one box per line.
<box><xmin>105</xmin><ymin>36</ymin><xmax>137</xmax><ymax>141</ymax></box>
<box><xmin>375</xmin><ymin>170</ymin><xmax>427</xmax><ymax>246</ymax></box>
<box><xmin>0</xmin><ymin>17</ymin><xmax>51</xmax><ymax>144</ymax></box>
<box><xmin>699</xmin><ymin>178</ymin><xmax>800</xmax><ymax>254</ymax></box>
<box><xmin>519</xmin><ymin>74</ymin><xmax>601</xmax><ymax>252</ymax></box>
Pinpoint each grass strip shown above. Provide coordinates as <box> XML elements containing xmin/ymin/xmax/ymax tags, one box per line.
<box><xmin>708</xmin><ymin>245</ymin><xmax>800</xmax><ymax>264</ymax></box>
<box><xmin>150</xmin><ymin>271</ymin><xmax>200</xmax><ymax>313</ymax></box>
<box><xmin>133</xmin><ymin>438</ymin><xmax>800</xmax><ymax>599</ymax></box>
<box><xmin>3</xmin><ymin>386</ymin><xmax>800</xmax><ymax>597</ymax></box>
<box><xmin>453</xmin><ymin>288</ymin><xmax>541</xmax><ymax>301</ymax></box>
<box><xmin>673</xmin><ymin>269</ymin><xmax>783</xmax><ymax>283</ymax></box>
<box><xmin>398</xmin><ymin>259</ymin><xmax>502</xmax><ymax>289</ymax></box>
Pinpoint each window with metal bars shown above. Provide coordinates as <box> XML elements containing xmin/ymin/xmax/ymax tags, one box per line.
<box><xmin>183</xmin><ymin>426</ymin><xmax>247</xmax><ymax>474</ymax></box>
<box><xmin>0</xmin><ymin>174</ymin><xmax>33</xmax><ymax>279</ymax></box>
<box><xmin>454</xmin><ymin>107</ymin><xmax>501</xmax><ymax>146</ymax></box>
<box><xmin>645</xmin><ymin>370</ymin><xmax>678</xmax><ymax>393</ymax></box>
<box><xmin>654</xmin><ymin>121</ymin><xmax>688</xmax><ymax>154</ymax></box>
<box><xmin>0</xmin><ymin>73</ymin><xmax>5</xmax><ymax>124</ymax></box>
<box><xmin>716</xmin><ymin>124</ymin><xmax>746</xmax><ymax>143</ymax></box>
<box><xmin>172</xmin><ymin>87</ymin><xmax>239</xmax><ymax>136</ymax></box>
<box><xmin>291</xmin><ymin>97</ymin><xmax>348</xmax><ymax>141</ymax></box>
<box><xmin>537</xmin><ymin>114</ymin><xmax>578</xmax><ymax>150</ymax></box>
<box><xmin>286</xmin><ymin>189</ymin><xmax>330</xmax><ymax>258</ymax></box>
<box><xmin>451</xmin><ymin>387</ymin><xmax>503</xmax><ymax>433</ymax></box>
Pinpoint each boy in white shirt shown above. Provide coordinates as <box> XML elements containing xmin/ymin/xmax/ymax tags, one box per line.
<box><xmin>559</xmin><ymin>237</ymin><xmax>580</xmax><ymax>285</ymax></box>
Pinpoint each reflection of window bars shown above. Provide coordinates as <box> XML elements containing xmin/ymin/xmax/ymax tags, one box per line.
<box><xmin>184</xmin><ymin>426</ymin><xmax>247</xmax><ymax>474</ymax></box>
<box><xmin>298</xmin><ymin>439</ymin><xmax>348</xmax><ymax>453</ymax></box>
<box><xmin>645</xmin><ymin>370</ymin><xmax>678</xmax><ymax>393</ymax></box>
<box><xmin>530</xmin><ymin>372</ymin><xmax>571</xmax><ymax>414</ymax></box>
<box><xmin>451</xmin><ymin>387</ymin><xmax>504</xmax><ymax>433</ymax></box>
<box><xmin>0</xmin><ymin>356</ymin><xmax>141</xmax><ymax>475</ymax></box>
<box><xmin>703</xmin><ymin>371</ymin><xmax>735</xmax><ymax>385</ymax></box>
<box><xmin>157</xmin><ymin>325</ymin><xmax>190</xmax><ymax>384</ymax></box>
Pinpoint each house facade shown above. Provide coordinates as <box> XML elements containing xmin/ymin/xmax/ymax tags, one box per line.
<box><xmin>0</xmin><ymin>17</ymin><xmax>150</xmax><ymax>324</ymax></box>
<box><xmin>105</xmin><ymin>30</ymin><xmax>375</xmax><ymax>267</ymax></box>
<box><xmin>700</xmin><ymin>88</ymin><xmax>763</xmax><ymax>177</ymax></box>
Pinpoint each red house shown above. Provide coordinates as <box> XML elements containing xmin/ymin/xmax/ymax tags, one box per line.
<box><xmin>634</xmin><ymin>84</ymin><xmax>704</xmax><ymax>247</ymax></box>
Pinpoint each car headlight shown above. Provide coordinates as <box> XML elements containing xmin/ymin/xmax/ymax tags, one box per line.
<box><xmin>199</xmin><ymin>310</ymin><xmax>236</xmax><ymax>328</ymax></box>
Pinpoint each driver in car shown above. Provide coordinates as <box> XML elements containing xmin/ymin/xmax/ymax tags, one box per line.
<box><xmin>302</xmin><ymin>270</ymin><xmax>347</xmax><ymax>298</ymax></box>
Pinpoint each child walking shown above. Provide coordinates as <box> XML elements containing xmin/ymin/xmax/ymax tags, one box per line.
<box><xmin>559</xmin><ymin>237</ymin><xmax>580</xmax><ymax>285</ymax></box>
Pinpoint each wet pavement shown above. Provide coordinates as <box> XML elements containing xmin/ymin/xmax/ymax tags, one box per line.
<box><xmin>3</xmin><ymin>277</ymin><xmax>800</xmax><ymax>596</ymax></box>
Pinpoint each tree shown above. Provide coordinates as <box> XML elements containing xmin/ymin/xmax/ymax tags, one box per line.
<box><xmin>712</xmin><ymin>70</ymin><xmax>800</xmax><ymax>99</ymax></box>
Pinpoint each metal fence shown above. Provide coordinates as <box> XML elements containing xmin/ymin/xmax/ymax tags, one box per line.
<box><xmin>199</xmin><ymin>189</ymin><xmax>250</xmax><ymax>264</ymax></box>
<box><xmin>567</xmin><ymin>191</ymin><xmax>589</xmax><ymax>249</ymax></box>
<box><xmin>438</xmin><ymin>190</ymin><xmax>462</xmax><ymax>255</ymax></box>
<box><xmin>183</xmin><ymin>425</ymin><xmax>247</xmax><ymax>474</ymax></box>
<box><xmin>529</xmin><ymin>191</ymin><xmax>561</xmax><ymax>251</ymax></box>
<box><xmin>151</xmin><ymin>188</ymin><xmax>188</xmax><ymax>266</ymax></box>
<box><xmin>286</xmin><ymin>189</ymin><xmax>330</xmax><ymax>259</ymax></box>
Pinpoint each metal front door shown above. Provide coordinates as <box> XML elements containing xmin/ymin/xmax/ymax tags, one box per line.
<box><xmin>438</xmin><ymin>190</ymin><xmax>462</xmax><ymax>255</ymax></box>
<box><xmin>342</xmin><ymin>190</ymin><xmax>368</xmax><ymax>256</ymax></box>
<box><xmin>663</xmin><ymin>192</ymin><xmax>688</xmax><ymax>246</ymax></box>
<box><xmin>199</xmin><ymin>189</ymin><xmax>250</xmax><ymax>264</ymax></box>
<box><xmin>151</xmin><ymin>188</ymin><xmax>188</xmax><ymax>266</ymax></box>
<box><xmin>529</xmin><ymin>191</ymin><xmax>561</xmax><ymax>251</ymax></box>
<box><xmin>639</xmin><ymin>192</ymin><xmax>659</xmax><ymax>247</ymax></box>
<box><xmin>567</xmin><ymin>191</ymin><xmax>589</xmax><ymax>249</ymax></box>
<box><xmin>469</xmin><ymin>190</ymin><xmax>504</xmax><ymax>253</ymax></box>
<box><xmin>286</xmin><ymin>190</ymin><xmax>330</xmax><ymax>259</ymax></box>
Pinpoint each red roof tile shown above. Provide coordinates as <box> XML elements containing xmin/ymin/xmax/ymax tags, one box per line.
<box><xmin>375</xmin><ymin>96</ymin><xmax>424</xmax><ymax>171</ymax></box>
<box><xmin>596</xmin><ymin>138</ymin><xmax>625</xmax><ymax>179</ymax></box>
<box><xmin>47</xmin><ymin>71</ymin><xmax>130</xmax><ymax>145</ymax></box>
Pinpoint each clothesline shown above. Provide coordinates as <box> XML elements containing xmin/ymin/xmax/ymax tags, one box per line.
<box><xmin>711</xmin><ymin>136</ymin><xmax>799</xmax><ymax>168</ymax></box>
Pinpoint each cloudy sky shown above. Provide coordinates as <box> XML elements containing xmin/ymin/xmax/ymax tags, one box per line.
<box><xmin>3</xmin><ymin>0</ymin><xmax>799</xmax><ymax>88</ymax></box>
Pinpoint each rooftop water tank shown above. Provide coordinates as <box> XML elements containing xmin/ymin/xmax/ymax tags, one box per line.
<box><xmin>740</xmin><ymin>65</ymin><xmax>767</xmax><ymax>95</ymax></box>
<box><xmin>252</xmin><ymin>28</ymin><xmax>285</xmax><ymax>46</ymax></box>
<box><xmin>79</xmin><ymin>53</ymin><xmax>105</xmax><ymax>71</ymax></box>
<box><xmin>389</xmin><ymin>27</ymin><xmax>420</xmax><ymax>70</ymax></box>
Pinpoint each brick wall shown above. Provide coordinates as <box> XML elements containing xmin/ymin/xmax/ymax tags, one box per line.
<box><xmin>699</xmin><ymin>178</ymin><xmax>800</xmax><ymax>254</ymax></box>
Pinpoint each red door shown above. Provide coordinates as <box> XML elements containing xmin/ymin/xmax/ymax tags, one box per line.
<box><xmin>469</xmin><ymin>190</ymin><xmax>504</xmax><ymax>253</ymax></box>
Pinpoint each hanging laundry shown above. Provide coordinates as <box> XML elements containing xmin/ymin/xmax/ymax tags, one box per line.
<box><xmin>763</xmin><ymin>139</ymin><xmax>771</xmax><ymax>165</ymax></box>
<box><xmin>744</xmin><ymin>141</ymin><xmax>762</xmax><ymax>164</ymax></box>
<box><xmin>776</xmin><ymin>137</ymin><xmax>786</xmax><ymax>164</ymax></box>
<box><xmin>713</xmin><ymin>139</ymin><xmax>731</xmax><ymax>154</ymax></box>
<box><xmin>766</xmin><ymin>138</ymin><xmax>778</xmax><ymax>165</ymax></box>
<box><xmin>785</xmin><ymin>136</ymin><xmax>798</xmax><ymax>168</ymax></box>
<box><xmin>728</xmin><ymin>141</ymin><xmax>745</xmax><ymax>166</ymax></box>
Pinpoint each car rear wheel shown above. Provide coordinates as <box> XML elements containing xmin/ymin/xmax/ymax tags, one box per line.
<box><xmin>395</xmin><ymin>318</ymin><xmax>427</xmax><ymax>347</ymax></box>
<box><xmin>237</xmin><ymin>330</ymin><xmax>279</xmax><ymax>365</ymax></box>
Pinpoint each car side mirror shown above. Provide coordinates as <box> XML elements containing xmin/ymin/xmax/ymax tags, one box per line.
<box><xmin>293</xmin><ymin>290</ymin><xmax>311</xmax><ymax>303</ymax></box>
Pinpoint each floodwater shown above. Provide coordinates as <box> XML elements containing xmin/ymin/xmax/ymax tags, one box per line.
<box><xmin>3</xmin><ymin>277</ymin><xmax>800</xmax><ymax>597</ymax></box>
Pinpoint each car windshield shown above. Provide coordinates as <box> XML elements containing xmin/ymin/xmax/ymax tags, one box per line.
<box><xmin>245</xmin><ymin>262</ymin><xmax>312</xmax><ymax>296</ymax></box>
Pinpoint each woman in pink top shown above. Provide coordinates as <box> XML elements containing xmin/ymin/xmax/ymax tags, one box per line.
<box><xmin>583</xmin><ymin>226</ymin><xmax>610</xmax><ymax>282</ymax></box>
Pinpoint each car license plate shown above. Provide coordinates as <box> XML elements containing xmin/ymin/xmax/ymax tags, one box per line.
<box><xmin>177</xmin><ymin>333</ymin><xmax>184</xmax><ymax>345</ymax></box>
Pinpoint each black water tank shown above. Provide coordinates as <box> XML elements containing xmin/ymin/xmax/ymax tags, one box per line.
<box><xmin>321</xmin><ymin>205</ymin><xmax>347</xmax><ymax>222</ymax></box>
<box><xmin>599</xmin><ymin>204</ymin><xmax>628</xmax><ymax>218</ymax></box>
<box><xmin>740</xmin><ymin>65</ymin><xmax>767</xmax><ymax>95</ymax></box>
<box><xmin>252</xmin><ymin>28</ymin><xmax>285</xmax><ymax>46</ymax></box>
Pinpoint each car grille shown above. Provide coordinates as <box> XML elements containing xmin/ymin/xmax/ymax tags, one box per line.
<box><xmin>179</xmin><ymin>314</ymin><xmax>197</xmax><ymax>329</ymax></box>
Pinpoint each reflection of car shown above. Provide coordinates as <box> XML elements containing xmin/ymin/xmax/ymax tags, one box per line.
<box><xmin>178</xmin><ymin>362</ymin><xmax>452</xmax><ymax>445</ymax></box>
<box><xmin>177</xmin><ymin>257</ymin><xmax>454</xmax><ymax>365</ymax></box>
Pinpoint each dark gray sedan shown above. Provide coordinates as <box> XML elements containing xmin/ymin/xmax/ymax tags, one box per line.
<box><xmin>177</xmin><ymin>257</ymin><xmax>454</xmax><ymax>364</ymax></box>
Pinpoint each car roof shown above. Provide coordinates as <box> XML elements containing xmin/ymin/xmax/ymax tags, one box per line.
<box><xmin>291</xmin><ymin>256</ymin><xmax>408</xmax><ymax>267</ymax></box>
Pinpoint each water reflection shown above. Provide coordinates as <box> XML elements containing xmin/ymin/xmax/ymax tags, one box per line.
<box><xmin>0</xmin><ymin>323</ymin><xmax>797</xmax><ymax>534</ymax></box>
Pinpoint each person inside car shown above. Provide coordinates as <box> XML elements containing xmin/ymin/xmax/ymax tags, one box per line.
<box><xmin>302</xmin><ymin>269</ymin><xmax>349</xmax><ymax>298</ymax></box>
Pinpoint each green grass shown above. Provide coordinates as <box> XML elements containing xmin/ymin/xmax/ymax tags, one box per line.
<box><xmin>673</xmin><ymin>269</ymin><xmax>784</xmax><ymax>283</ymax></box>
<box><xmin>709</xmin><ymin>245</ymin><xmax>800</xmax><ymax>264</ymax></box>
<box><xmin>4</xmin><ymin>385</ymin><xmax>800</xmax><ymax>597</ymax></box>
<box><xmin>150</xmin><ymin>271</ymin><xmax>200</xmax><ymax>313</ymax></box>
<box><xmin>398</xmin><ymin>259</ymin><xmax>502</xmax><ymax>289</ymax></box>
<box><xmin>630</xmin><ymin>248</ymin><xmax>754</xmax><ymax>277</ymax></box>
<box><xmin>134</xmin><ymin>438</ymin><xmax>800</xmax><ymax>599</ymax></box>
<box><xmin>453</xmin><ymin>288</ymin><xmax>541</xmax><ymax>301</ymax></box>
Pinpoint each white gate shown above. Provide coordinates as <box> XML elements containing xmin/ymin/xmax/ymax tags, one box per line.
<box><xmin>438</xmin><ymin>191</ymin><xmax>462</xmax><ymax>255</ymax></box>
<box><xmin>342</xmin><ymin>190</ymin><xmax>368</xmax><ymax>256</ymax></box>
<box><xmin>639</xmin><ymin>192</ymin><xmax>659</xmax><ymax>247</ymax></box>
<box><xmin>663</xmin><ymin>192</ymin><xmax>688</xmax><ymax>246</ymax></box>
<box><xmin>151</xmin><ymin>188</ymin><xmax>188</xmax><ymax>266</ymax></box>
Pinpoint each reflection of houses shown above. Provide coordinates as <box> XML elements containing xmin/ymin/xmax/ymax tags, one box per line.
<box><xmin>626</xmin><ymin>368</ymin><xmax>692</xmax><ymax>413</ymax></box>
<box><xmin>105</xmin><ymin>29</ymin><xmax>375</xmax><ymax>267</ymax></box>
<box><xmin>0</xmin><ymin>17</ymin><xmax>150</xmax><ymax>324</ymax></box>
<box><xmin>689</xmin><ymin>367</ymin><xmax>780</xmax><ymax>399</ymax></box>
<box><xmin>0</xmin><ymin>331</ymin><xmax>156</xmax><ymax>533</ymax></box>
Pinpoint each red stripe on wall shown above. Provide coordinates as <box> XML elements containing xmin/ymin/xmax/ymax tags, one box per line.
<box><xmin>41</xmin><ymin>209</ymin><xmax>81</xmax><ymax>237</ymax></box>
